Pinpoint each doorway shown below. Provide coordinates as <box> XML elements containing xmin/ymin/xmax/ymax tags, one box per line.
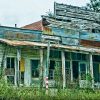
<box><xmin>72</xmin><ymin>61</ymin><xmax>79</xmax><ymax>81</ymax></box>
<box><xmin>49</xmin><ymin>60</ymin><xmax>55</xmax><ymax>80</ymax></box>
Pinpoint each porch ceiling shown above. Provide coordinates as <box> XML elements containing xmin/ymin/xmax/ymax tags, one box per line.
<box><xmin>0</xmin><ymin>38</ymin><xmax>100</xmax><ymax>54</ymax></box>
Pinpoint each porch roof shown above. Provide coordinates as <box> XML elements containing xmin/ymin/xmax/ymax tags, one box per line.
<box><xmin>0</xmin><ymin>39</ymin><xmax>47</xmax><ymax>47</ymax></box>
<box><xmin>0</xmin><ymin>38</ymin><xmax>100</xmax><ymax>54</ymax></box>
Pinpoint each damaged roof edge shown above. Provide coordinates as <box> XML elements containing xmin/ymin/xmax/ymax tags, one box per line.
<box><xmin>0</xmin><ymin>39</ymin><xmax>100</xmax><ymax>54</ymax></box>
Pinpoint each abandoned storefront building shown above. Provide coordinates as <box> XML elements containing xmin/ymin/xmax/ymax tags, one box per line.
<box><xmin>0</xmin><ymin>2</ymin><xmax>100</xmax><ymax>88</ymax></box>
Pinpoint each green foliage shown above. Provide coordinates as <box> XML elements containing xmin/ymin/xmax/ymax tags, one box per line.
<box><xmin>86</xmin><ymin>0</ymin><xmax>100</xmax><ymax>12</ymax></box>
<box><xmin>0</xmin><ymin>78</ymin><xmax>100</xmax><ymax>100</ymax></box>
<box><xmin>54</xmin><ymin>65</ymin><xmax>62</xmax><ymax>91</ymax></box>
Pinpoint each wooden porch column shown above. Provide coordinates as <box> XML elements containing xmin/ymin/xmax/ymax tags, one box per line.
<box><xmin>16</xmin><ymin>48</ymin><xmax>21</xmax><ymax>87</ymax></box>
<box><xmin>89</xmin><ymin>53</ymin><xmax>94</xmax><ymax>88</ymax></box>
<box><xmin>70</xmin><ymin>52</ymin><xmax>73</xmax><ymax>82</ymax></box>
<box><xmin>70</xmin><ymin>60</ymin><xmax>73</xmax><ymax>82</ymax></box>
<box><xmin>61</xmin><ymin>51</ymin><xmax>66</xmax><ymax>89</ymax></box>
<box><xmin>40</xmin><ymin>48</ymin><xmax>43</xmax><ymax>88</ymax></box>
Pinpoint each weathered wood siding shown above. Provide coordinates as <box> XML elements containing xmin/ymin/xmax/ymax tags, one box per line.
<box><xmin>0</xmin><ymin>26</ymin><xmax>42</xmax><ymax>41</ymax></box>
<box><xmin>54</xmin><ymin>2</ymin><xmax>100</xmax><ymax>30</ymax></box>
<box><xmin>54</xmin><ymin>2</ymin><xmax>100</xmax><ymax>22</ymax></box>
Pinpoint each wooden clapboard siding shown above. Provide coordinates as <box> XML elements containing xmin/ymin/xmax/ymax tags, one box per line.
<box><xmin>0</xmin><ymin>26</ymin><xmax>42</xmax><ymax>42</ymax></box>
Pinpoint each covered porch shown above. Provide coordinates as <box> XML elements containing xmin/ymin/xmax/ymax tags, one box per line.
<box><xmin>0</xmin><ymin>39</ymin><xmax>100</xmax><ymax>88</ymax></box>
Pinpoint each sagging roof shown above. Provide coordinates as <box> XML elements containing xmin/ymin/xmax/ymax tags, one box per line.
<box><xmin>0</xmin><ymin>39</ymin><xmax>100</xmax><ymax>54</ymax></box>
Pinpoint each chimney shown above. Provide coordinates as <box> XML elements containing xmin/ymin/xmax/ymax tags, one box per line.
<box><xmin>15</xmin><ymin>24</ymin><xmax>17</xmax><ymax>28</ymax></box>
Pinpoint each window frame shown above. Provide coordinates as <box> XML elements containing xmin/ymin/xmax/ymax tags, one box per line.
<box><xmin>31</xmin><ymin>59</ymin><xmax>40</xmax><ymax>78</ymax></box>
<box><xmin>6</xmin><ymin>56</ymin><xmax>16</xmax><ymax>85</ymax></box>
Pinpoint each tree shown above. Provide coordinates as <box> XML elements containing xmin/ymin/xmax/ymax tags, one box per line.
<box><xmin>86</xmin><ymin>0</ymin><xmax>100</xmax><ymax>12</ymax></box>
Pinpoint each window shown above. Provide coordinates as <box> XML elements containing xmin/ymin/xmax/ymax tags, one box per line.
<box><xmin>65</xmin><ymin>52</ymin><xmax>70</xmax><ymax>60</ymax></box>
<box><xmin>71</xmin><ymin>52</ymin><xmax>77</xmax><ymax>60</ymax></box>
<box><xmin>92</xmin><ymin>29</ymin><xmax>100</xmax><ymax>33</ymax></box>
<box><xmin>92</xmin><ymin>29</ymin><xmax>96</xmax><ymax>33</ymax></box>
<box><xmin>49</xmin><ymin>60</ymin><xmax>55</xmax><ymax>80</ymax></box>
<box><xmin>79</xmin><ymin>63</ymin><xmax>86</xmax><ymax>80</ymax></box>
<box><xmin>6</xmin><ymin>57</ymin><xmax>15</xmax><ymax>69</ymax></box>
<box><xmin>93</xmin><ymin>55</ymin><xmax>100</xmax><ymax>62</ymax></box>
<box><xmin>50</xmin><ymin>50</ymin><xmax>61</xmax><ymax>59</ymax></box>
<box><xmin>49</xmin><ymin>61</ymin><xmax>62</xmax><ymax>80</ymax></box>
<box><xmin>71</xmin><ymin>53</ymin><xmax>87</xmax><ymax>61</ymax></box>
<box><xmin>6</xmin><ymin>57</ymin><xmax>15</xmax><ymax>84</ymax></box>
<box><xmin>93</xmin><ymin>63</ymin><xmax>100</xmax><ymax>82</ymax></box>
<box><xmin>31</xmin><ymin>60</ymin><xmax>39</xmax><ymax>78</ymax></box>
<box><xmin>65</xmin><ymin>61</ymin><xmax>70</xmax><ymax>80</ymax></box>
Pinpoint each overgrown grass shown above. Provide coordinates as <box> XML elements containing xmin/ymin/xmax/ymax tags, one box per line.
<box><xmin>0</xmin><ymin>79</ymin><xmax>100</xmax><ymax>100</ymax></box>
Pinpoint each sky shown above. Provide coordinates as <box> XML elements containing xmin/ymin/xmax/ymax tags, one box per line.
<box><xmin>0</xmin><ymin>0</ymin><xmax>90</xmax><ymax>27</ymax></box>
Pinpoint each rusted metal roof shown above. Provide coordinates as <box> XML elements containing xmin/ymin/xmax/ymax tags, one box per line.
<box><xmin>80</xmin><ymin>40</ymin><xmax>100</xmax><ymax>47</ymax></box>
<box><xmin>22</xmin><ymin>20</ymin><xmax>43</xmax><ymax>31</ymax></box>
<box><xmin>0</xmin><ymin>39</ymin><xmax>100</xmax><ymax>54</ymax></box>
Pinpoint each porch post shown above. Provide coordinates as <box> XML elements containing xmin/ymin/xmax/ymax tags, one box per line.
<box><xmin>40</xmin><ymin>48</ymin><xmax>43</xmax><ymax>88</ymax></box>
<box><xmin>61</xmin><ymin>51</ymin><xmax>66</xmax><ymax>89</ymax></box>
<box><xmin>70</xmin><ymin>60</ymin><xmax>73</xmax><ymax>82</ymax></box>
<box><xmin>89</xmin><ymin>53</ymin><xmax>94</xmax><ymax>88</ymax></box>
<box><xmin>16</xmin><ymin>48</ymin><xmax>21</xmax><ymax>87</ymax></box>
<box><xmin>45</xmin><ymin>41</ymin><xmax>50</xmax><ymax>93</ymax></box>
<box><xmin>70</xmin><ymin>52</ymin><xmax>73</xmax><ymax>82</ymax></box>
